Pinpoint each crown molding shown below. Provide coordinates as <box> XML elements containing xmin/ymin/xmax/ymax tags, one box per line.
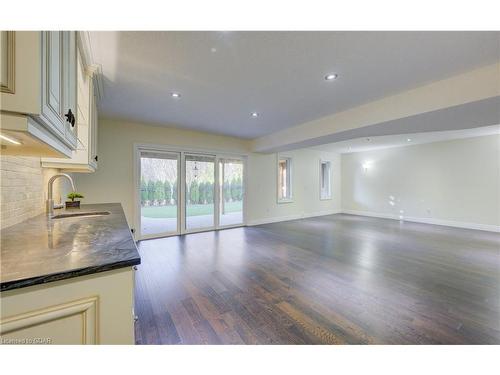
<box><xmin>77</xmin><ymin>31</ymin><xmax>104</xmax><ymax>100</ymax></box>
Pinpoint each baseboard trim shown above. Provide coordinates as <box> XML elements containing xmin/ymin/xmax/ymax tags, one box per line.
<box><xmin>341</xmin><ymin>209</ymin><xmax>500</xmax><ymax>233</ymax></box>
<box><xmin>247</xmin><ymin>209</ymin><xmax>341</xmax><ymax>226</ymax></box>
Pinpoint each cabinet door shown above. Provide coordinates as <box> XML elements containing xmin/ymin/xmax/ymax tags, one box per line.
<box><xmin>40</xmin><ymin>31</ymin><xmax>66</xmax><ymax>138</ymax></box>
<box><xmin>90</xmin><ymin>86</ymin><xmax>98</xmax><ymax>168</ymax></box>
<box><xmin>62</xmin><ymin>31</ymin><xmax>77</xmax><ymax>148</ymax></box>
<box><xmin>0</xmin><ymin>32</ymin><xmax>40</xmax><ymax>114</ymax></box>
<box><xmin>0</xmin><ymin>31</ymin><xmax>15</xmax><ymax>94</ymax></box>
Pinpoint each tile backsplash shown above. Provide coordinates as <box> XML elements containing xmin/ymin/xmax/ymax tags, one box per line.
<box><xmin>0</xmin><ymin>155</ymin><xmax>64</xmax><ymax>229</ymax></box>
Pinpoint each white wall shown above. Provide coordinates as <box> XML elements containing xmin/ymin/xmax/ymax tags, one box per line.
<box><xmin>246</xmin><ymin>150</ymin><xmax>341</xmax><ymax>225</ymax></box>
<box><xmin>73</xmin><ymin>118</ymin><xmax>341</xmax><ymax>229</ymax></box>
<box><xmin>341</xmin><ymin>134</ymin><xmax>500</xmax><ymax>231</ymax></box>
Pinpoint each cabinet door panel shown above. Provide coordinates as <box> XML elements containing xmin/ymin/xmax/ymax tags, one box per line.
<box><xmin>41</xmin><ymin>31</ymin><xmax>66</xmax><ymax>137</ymax></box>
<box><xmin>90</xmin><ymin>88</ymin><xmax>98</xmax><ymax>168</ymax></box>
<box><xmin>63</xmin><ymin>31</ymin><xmax>77</xmax><ymax>147</ymax></box>
<box><xmin>0</xmin><ymin>31</ymin><xmax>15</xmax><ymax>93</ymax></box>
<box><xmin>0</xmin><ymin>32</ymin><xmax>40</xmax><ymax>114</ymax></box>
<box><xmin>48</xmin><ymin>32</ymin><xmax>62</xmax><ymax>112</ymax></box>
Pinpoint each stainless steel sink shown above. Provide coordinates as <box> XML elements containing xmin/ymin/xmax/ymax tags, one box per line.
<box><xmin>51</xmin><ymin>211</ymin><xmax>111</xmax><ymax>219</ymax></box>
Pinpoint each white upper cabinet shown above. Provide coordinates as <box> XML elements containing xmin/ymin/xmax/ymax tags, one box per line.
<box><xmin>0</xmin><ymin>31</ymin><xmax>78</xmax><ymax>157</ymax></box>
<box><xmin>41</xmin><ymin>47</ymin><xmax>99</xmax><ymax>172</ymax></box>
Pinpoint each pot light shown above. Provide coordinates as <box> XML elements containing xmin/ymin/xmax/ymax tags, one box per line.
<box><xmin>211</xmin><ymin>47</ymin><xmax>217</xmax><ymax>53</ymax></box>
<box><xmin>251</xmin><ymin>112</ymin><xmax>259</xmax><ymax>118</ymax></box>
<box><xmin>407</xmin><ymin>138</ymin><xmax>412</xmax><ymax>142</ymax></box>
<box><xmin>325</xmin><ymin>73</ymin><xmax>338</xmax><ymax>81</ymax></box>
<box><xmin>0</xmin><ymin>134</ymin><xmax>21</xmax><ymax>145</ymax></box>
<box><xmin>171</xmin><ymin>92</ymin><xmax>181</xmax><ymax>98</ymax></box>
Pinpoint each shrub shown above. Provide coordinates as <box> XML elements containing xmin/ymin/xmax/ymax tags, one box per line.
<box><xmin>172</xmin><ymin>180</ymin><xmax>178</xmax><ymax>204</ymax></box>
<box><xmin>154</xmin><ymin>180</ymin><xmax>165</xmax><ymax>204</ymax></box>
<box><xmin>164</xmin><ymin>180</ymin><xmax>172</xmax><ymax>204</ymax></box>
<box><xmin>189</xmin><ymin>180</ymin><xmax>199</xmax><ymax>204</ymax></box>
<box><xmin>140</xmin><ymin>178</ymin><xmax>148</xmax><ymax>204</ymax></box>
<box><xmin>147</xmin><ymin>180</ymin><xmax>155</xmax><ymax>203</ymax></box>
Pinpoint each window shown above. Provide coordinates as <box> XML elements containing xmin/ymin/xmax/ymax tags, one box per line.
<box><xmin>320</xmin><ymin>160</ymin><xmax>332</xmax><ymax>200</ymax></box>
<box><xmin>136</xmin><ymin>145</ymin><xmax>246</xmax><ymax>240</ymax></box>
<box><xmin>277</xmin><ymin>156</ymin><xmax>292</xmax><ymax>202</ymax></box>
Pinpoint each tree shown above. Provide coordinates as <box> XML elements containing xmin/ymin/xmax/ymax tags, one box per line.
<box><xmin>164</xmin><ymin>180</ymin><xmax>172</xmax><ymax>204</ymax></box>
<box><xmin>223</xmin><ymin>181</ymin><xmax>231</xmax><ymax>202</ymax></box>
<box><xmin>206</xmin><ymin>182</ymin><xmax>214</xmax><ymax>204</ymax></box>
<box><xmin>189</xmin><ymin>180</ymin><xmax>199</xmax><ymax>205</ymax></box>
<box><xmin>140</xmin><ymin>178</ymin><xmax>148</xmax><ymax>205</ymax></box>
<box><xmin>147</xmin><ymin>180</ymin><xmax>155</xmax><ymax>203</ymax></box>
<box><xmin>172</xmin><ymin>180</ymin><xmax>177</xmax><ymax>205</ymax></box>
<box><xmin>154</xmin><ymin>180</ymin><xmax>165</xmax><ymax>204</ymax></box>
<box><xmin>230</xmin><ymin>177</ymin><xmax>238</xmax><ymax>201</ymax></box>
<box><xmin>235</xmin><ymin>176</ymin><xmax>243</xmax><ymax>201</ymax></box>
<box><xmin>199</xmin><ymin>181</ymin><xmax>207</xmax><ymax>204</ymax></box>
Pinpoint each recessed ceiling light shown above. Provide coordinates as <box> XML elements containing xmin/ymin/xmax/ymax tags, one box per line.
<box><xmin>325</xmin><ymin>73</ymin><xmax>338</xmax><ymax>81</ymax></box>
<box><xmin>211</xmin><ymin>47</ymin><xmax>217</xmax><ymax>53</ymax></box>
<box><xmin>171</xmin><ymin>92</ymin><xmax>181</xmax><ymax>98</ymax></box>
<box><xmin>251</xmin><ymin>112</ymin><xmax>259</xmax><ymax>118</ymax></box>
<box><xmin>407</xmin><ymin>138</ymin><xmax>412</xmax><ymax>142</ymax></box>
<box><xmin>0</xmin><ymin>134</ymin><xmax>21</xmax><ymax>145</ymax></box>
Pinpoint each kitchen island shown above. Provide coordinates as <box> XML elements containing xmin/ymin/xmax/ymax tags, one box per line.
<box><xmin>0</xmin><ymin>203</ymin><xmax>140</xmax><ymax>344</ymax></box>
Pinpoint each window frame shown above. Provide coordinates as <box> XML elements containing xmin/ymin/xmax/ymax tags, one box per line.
<box><xmin>277</xmin><ymin>155</ymin><xmax>293</xmax><ymax>203</ymax></box>
<box><xmin>319</xmin><ymin>159</ymin><xmax>332</xmax><ymax>200</ymax></box>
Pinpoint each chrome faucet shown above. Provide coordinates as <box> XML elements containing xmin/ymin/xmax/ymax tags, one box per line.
<box><xmin>46</xmin><ymin>173</ymin><xmax>76</xmax><ymax>217</ymax></box>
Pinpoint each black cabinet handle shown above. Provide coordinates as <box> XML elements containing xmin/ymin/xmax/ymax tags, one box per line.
<box><xmin>94</xmin><ymin>155</ymin><xmax>98</xmax><ymax>162</ymax></box>
<box><xmin>64</xmin><ymin>109</ymin><xmax>75</xmax><ymax>127</ymax></box>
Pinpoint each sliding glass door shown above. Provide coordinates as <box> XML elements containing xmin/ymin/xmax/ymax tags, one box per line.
<box><xmin>136</xmin><ymin>147</ymin><xmax>245</xmax><ymax>239</ymax></box>
<box><xmin>185</xmin><ymin>154</ymin><xmax>216</xmax><ymax>231</ymax></box>
<box><xmin>219</xmin><ymin>158</ymin><xmax>244</xmax><ymax>227</ymax></box>
<box><xmin>139</xmin><ymin>151</ymin><xmax>180</xmax><ymax>238</ymax></box>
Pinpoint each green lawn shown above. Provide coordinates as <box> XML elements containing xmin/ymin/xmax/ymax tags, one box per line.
<box><xmin>141</xmin><ymin>201</ymin><xmax>243</xmax><ymax>218</ymax></box>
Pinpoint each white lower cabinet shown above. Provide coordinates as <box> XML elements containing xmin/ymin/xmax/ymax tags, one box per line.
<box><xmin>0</xmin><ymin>268</ymin><xmax>135</xmax><ymax>345</ymax></box>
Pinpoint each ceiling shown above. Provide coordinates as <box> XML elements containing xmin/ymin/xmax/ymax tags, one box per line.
<box><xmin>89</xmin><ymin>31</ymin><xmax>500</xmax><ymax>139</ymax></box>
<box><xmin>311</xmin><ymin>124</ymin><xmax>500</xmax><ymax>154</ymax></box>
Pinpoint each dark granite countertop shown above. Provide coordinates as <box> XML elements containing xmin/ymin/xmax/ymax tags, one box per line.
<box><xmin>1</xmin><ymin>203</ymin><xmax>140</xmax><ymax>292</ymax></box>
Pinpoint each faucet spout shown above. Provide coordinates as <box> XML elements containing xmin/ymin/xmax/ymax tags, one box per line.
<box><xmin>46</xmin><ymin>173</ymin><xmax>76</xmax><ymax>217</ymax></box>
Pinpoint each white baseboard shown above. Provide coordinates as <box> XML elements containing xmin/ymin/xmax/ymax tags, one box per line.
<box><xmin>247</xmin><ymin>208</ymin><xmax>500</xmax><ymax>233</ymax></box>
<box><xmin>247</xmin><ymin>209</ymin><xmax>341</xmax><ymax>226</ymax></box>
<box><xmin>341</xmin><ymin>209</ymin><xmax>500</xmax><ymax>233</ymax></box>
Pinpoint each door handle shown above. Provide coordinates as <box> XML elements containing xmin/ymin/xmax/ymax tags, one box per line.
<box><xmin>65</xmin><ymin>109</ymin><xmax>75</xmax><ymax>127</ymax></box>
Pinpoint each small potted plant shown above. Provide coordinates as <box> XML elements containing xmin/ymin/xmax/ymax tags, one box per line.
<box><xmin>66</xmin><ymin>192</ymin><xmax>84</xmax><ymax>209</ymax></box>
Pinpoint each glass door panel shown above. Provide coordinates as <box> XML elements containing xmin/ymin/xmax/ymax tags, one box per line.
<box><xmin>219</xmin><ymin>158</ymin><xmax>244</xmax><ymax>227</ymax></box>
<box><xmin>185</xmin><ymin>154</ymin><xmax>215</xmax><ymax>231</ymax></box>
<box><xmin>140</xmin><ymin>151</ymin><xmax>179</xmax><ymax>237</ymax></box>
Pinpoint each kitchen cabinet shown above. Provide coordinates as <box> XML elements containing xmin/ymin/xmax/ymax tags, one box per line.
<box><xmin>1</xmin><ymin>268</ymin><xmax>135</xmax><ymax>344</ymax></box>
<box><xmin>0</xmin><ymin>31</ymin><xmax>78</xmax><ymax>158</ymax></box>
<box><xmin>42</xmin><ymin>48</ymin><xmax>99</xmax><ymax>172</ymax></box>
<box><xmin>0</xmin><ymin>203</ymin><xmax>140</xmax><ymax>345</ymax></box>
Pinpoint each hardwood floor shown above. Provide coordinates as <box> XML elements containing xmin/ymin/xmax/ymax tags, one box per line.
<box><xmin>134</xmin><ymin>214</ymin><xmax>500</xmax><ymax>344</ymax></box>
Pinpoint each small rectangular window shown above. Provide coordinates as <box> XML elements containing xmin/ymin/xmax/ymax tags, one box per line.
<box><xmin>277</xmin><ymin>156</ymin><xmax>292</xmax><ymax>202</ymax></box>
<box><xmin>320</xmin><ymin>160</ymin><xmax>332</xmax><ymax>200</ymax></box>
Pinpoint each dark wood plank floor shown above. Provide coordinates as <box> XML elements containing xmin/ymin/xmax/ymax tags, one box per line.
<box><xmin>134</xmin><ymin>214</ymin><xmax>500</xmax><ymax>344</ymax></box>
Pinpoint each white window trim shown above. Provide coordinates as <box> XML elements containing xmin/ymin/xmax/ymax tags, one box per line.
<box><xmin>319</xmin><ymin>159</ymin><xmax>332</xmax><ymax>200</ymax></box>
<box><xmin>277</xmin><ymin>155</ymin><xmax>293</xmax><ymax>204</ymax></box>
